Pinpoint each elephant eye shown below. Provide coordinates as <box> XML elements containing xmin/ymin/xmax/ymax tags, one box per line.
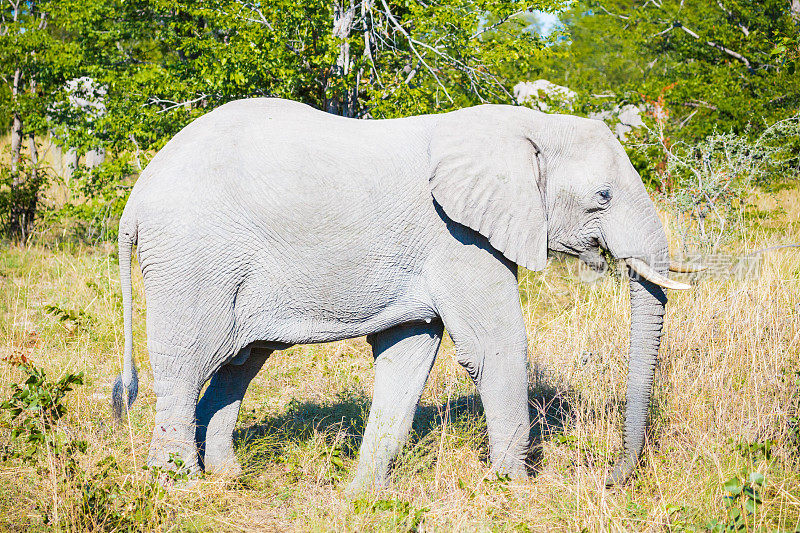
<box><xmin>595</xmin><ymin>188</ymin><xmax>612</xmax><ymax>206</ymax></box>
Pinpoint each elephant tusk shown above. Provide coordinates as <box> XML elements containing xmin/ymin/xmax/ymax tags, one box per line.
<box><xmin>624</xmin><ymin>258</ymin><xmax>691</xmax><ymax>290</ymax></box>
<box><xmin>669</xmin><ymin>260</ymin><xmax>707</xmax><ymax>273</ymax></box>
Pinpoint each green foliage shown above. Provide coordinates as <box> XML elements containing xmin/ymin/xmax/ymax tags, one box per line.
<box><xmin>486</xmin><ymin>471</ymin><xmax>513</xmax><ymax>496</ymax></box>
<box><xmin>0</xmin><ymin>160</ymin><xmax>48</xmax><ymax>240</ymax></box>
<box><xmin>0</xmin><ymin>360</ymin><xmax>84</xmax><ymax>462</ymax></box>
<box><xmin>43</xmin><ymin>303</ymin><xmax>95</xmax><ymax>333</ymax></box>
<box><xmin>0</xmin><ymin>1</ymin><xmax>84</xmax><ymax>137</ymax></box>
<box><xmin>0</xmin><ymin>358</ymin><xmax>170</xmax><ymax>529</ymax></box>
<box><xmin>77</xmin><ymin>455</ymin><xmax>167</xmax><ymax>531</ymax></box>
<box><xmin>704</xmin><ymin>439</ymin><xmax>776</xmax><ymax>532</ymax></box>
<box><xmin>325</xmin><ymin>441</ymin><xmax>348</xmax><ymax>481</ymax></box>
<box><xmin>537</xmin><ymin>1</ymin><xmax>799</xmax><ymax>142</ymax></box>
<box><xmin>732</xmin><ymin>440</ymin><xmax>773</xmax><ymax>463</ymax></box>
<box><xmin>709</xmin><ymin>472</ymin><xmax>765</xmax><ymax>532</ymax></box>
<box><xmin>143</xmin><ymin>452</ymin><xmax>193</xmax><ymax>484</ymax></box>
<box><xmin>353</xmin><ymin>497</ymin><xmax>428</xmax><ymax>531</ymax></box>
<box><xmin>551</xmin><ymin>431</ymin><xmax>612</xmax><ymax>467</ymax></box>
<box><xmin>788</xmin><ymin>371</ymin><xmax>800</xmax><ymax>456</ymax></box>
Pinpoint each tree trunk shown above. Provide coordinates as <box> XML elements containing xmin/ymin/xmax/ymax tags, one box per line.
<box><xmin>326</xmin><ymin>0</ymin><xmax>357</xmax><ymax>117</ymax></box>
<box><xmin>86</xmin><ymin>147</ymin><xmax>106</xmax><ymax>168</ymax></box>
<box><xmin>10</xmin><ymin>69</ymin><xmax>22</xmax><ymax>174</ymax></box>
<box><xmin>792</xmin><ymin>0</ymin><xmax>800</xmax><ymax>22</ymax></box>
<box><xmin>16</xmin><ymin>133</ymin><xmax>40</xmax><ymax>241</ymax></box>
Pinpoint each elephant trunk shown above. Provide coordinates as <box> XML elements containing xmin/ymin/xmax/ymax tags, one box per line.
<box><xmin>606</xmin><ymin>274</ymin><xmax>667</xmax><ymax>485</ymax></box>
<box><xmin>602</xmin><ymin>185</ymin><xmax>670</xmax><ymax>485</ymax></box>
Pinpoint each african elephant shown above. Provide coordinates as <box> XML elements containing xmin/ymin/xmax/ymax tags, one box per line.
<box><xmin>112</xmin><ymin>98</ymin><xmax>690</xmax><ymax>491</ymax></box>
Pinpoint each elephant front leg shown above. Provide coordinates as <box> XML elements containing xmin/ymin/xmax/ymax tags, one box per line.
<box><xmin>430</xmin><ymin>257</ymin><xmax>532</xmax><ymax>479</ymax></box>
<box><xmin>196</xmin><ymin>348</ymin><xmax>271</xmax><ymax>476</ymax></box>
<box><xmin>348</xmin><ymin>320</ymin><xmax>444</xmax><ymax>494</ymax></box>
<box><xmin>467</xmin><ymin>339</ymin><xmax>530</xmax><ymax>478</ymax></box>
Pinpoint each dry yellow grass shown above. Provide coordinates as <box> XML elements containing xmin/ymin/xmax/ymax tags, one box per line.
<box><xmin>0</xmin><ymin>188</ymin><xmax>798</xmax><ymax>531</ymax></box>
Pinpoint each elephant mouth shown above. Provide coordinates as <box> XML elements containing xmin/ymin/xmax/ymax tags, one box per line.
<box><xmin>578</xmin><ymin>246</ymin><xmax>608</xmax><ymax>274</ymax></box>
<box><xmin>577</xmin><ymin>243</ymin><xmax>695</xmax><ymax>291</ymax></box>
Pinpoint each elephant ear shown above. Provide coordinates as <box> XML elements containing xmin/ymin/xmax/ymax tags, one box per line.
<box><xmin>429</xmin><ymin>105</ymin><xmax>548</xmax><ymax>271</ymax></box>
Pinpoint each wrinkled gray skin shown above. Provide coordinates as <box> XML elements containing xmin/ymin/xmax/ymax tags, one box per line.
<box><xmin>113</xmin><ymin>98</ymin><xmax>670</xmax><ymax>491</ymax></box>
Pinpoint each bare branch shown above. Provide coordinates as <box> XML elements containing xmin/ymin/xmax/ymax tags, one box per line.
<box><xmin>10</xmin><ymin>0</ymin><xmax>20</xmax><ymax>23</ymax></box>
<box><xmin>682</xmin><ymin>100</ymin><xmax>719</xmax><ymax>110</ymax></box>
<box><xmin>471</xmin><ymin>8</ymin><xmax>528</xmax><ymax>39</ymax></box>
<box><xmin>146</xmin><ymin>94</ymin><xmax>209</xmax><ymax>113</ymax></box>
<box><xmin>678</xmin><ymin>108</ymin><xmax>699</xmax><ymax>128</ymax></box>
<box><xmin>652</xmin><ymin>24</ymin><xmax>674</xmax><ymax>37</ymax></box>
<box><xmin>657</xmin><ymin>22</ymin><xmax>753</xmax><ymax>69</ymax></box>
<box><xmin>378</xmin><ymin>0</ymin><xmax>453</xmax><ymax>103</ymax></box>
<box><xmin>228</xmin><ymin>1</ymin><xmax>274</xmax><ymax>30</ymax></box>
<box><xmin>597</xmin><ymin>4</ymin><xmax>630</xmax><ymax>20</ymax></box>
<box><xmin>128</xmin><ymin>134</ymin><xmax>142</xmax><ymax>171</ymax></box>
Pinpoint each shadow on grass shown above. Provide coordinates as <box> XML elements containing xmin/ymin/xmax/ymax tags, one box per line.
<box><xmin>232</xmin><ymin>369</ymin><xmax>600</xmax><ymax>479</ymax></box>
<box><xmin>231</xmin><ymin>388</ymin><xmax>371</xmax><ymax>476</ymax></box>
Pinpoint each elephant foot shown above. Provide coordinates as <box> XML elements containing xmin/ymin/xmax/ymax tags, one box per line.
<box><xmin>605</xmin><ymin>453</ymin><xmax>637</xmax><ymax>487</ymax></box>
<box><xmin>147</xmin><ymin>423</ymin><xmax>201</xmax><ymax>479</ymax></box>
<box><xmin>148</xmin><ymin>376</ymin><xmax>202</xmax><ymax>479</ymax></box>
<box><xmin>345</xmin><ymin>473</ymin><xmax>389</xmax><ymax>497</ymax></box>
<box><xmin>202</xmin><ymin>445</ymin><xmax>243</xmax><ymax>478</ymax></box>
<box><xmin>491</xmin><ymin>464</ymin><xmax>529</xmax><ymax>482</ymax></box>
<box><xmin>147</xmin><ymin>450</ymin><xmax>201</xmax><ymax>490</ymax></box>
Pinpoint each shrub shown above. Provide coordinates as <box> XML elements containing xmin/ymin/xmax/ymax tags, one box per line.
<box><xmin>0</xmin><ymin>359</ymin><xmax>84</xmax><ymax>463</ymax></box>
<box><xmin>661</xmin><ymin>114</ymin><xmax>800</xmax><ymax>252</ymax></box>
<box><xmin>0</xmin><ymin>160</ymin><xmax>48</xmax><ymax>241</ymax></box>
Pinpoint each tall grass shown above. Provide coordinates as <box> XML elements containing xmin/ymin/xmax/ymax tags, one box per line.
<box><xmin>0</xmin><ymin>188</ymin><xmax>798</xmax><ymax>531</ymax></box>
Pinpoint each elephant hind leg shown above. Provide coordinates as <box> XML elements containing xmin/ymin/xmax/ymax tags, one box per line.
<box><xmin>148</xmin><ymin>350</ymin><xmax>204</xmax><ymax>475</ymax></box>
<box><xmin>196</xmin><ymin>346</ymin><xmax>271</xmax><ymax>476</ymax></box>
<box><xmin>348</xmin><ymin>320</ymin><xmax>444</xmax><ymax>494</ymax></box>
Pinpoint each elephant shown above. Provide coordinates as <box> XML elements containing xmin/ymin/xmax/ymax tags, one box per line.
<box><xmin>112</xmin><ymin>97</ymin><xmax>692</xmax><ymax>492</ymax></box>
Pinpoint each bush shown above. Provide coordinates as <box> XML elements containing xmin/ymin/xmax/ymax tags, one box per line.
<box><xmin>660</xmin><ymin>114</ymin><xmax>800</xmax><ymax>252</ymax></box>
<box><xmin>0</xmin><ymin>358</ymin><xmax>84</xmax><ymax>463</ymax></box>
<box><xmin>32</xmin><ymin>155</ymin><xmax>135</xmax><ymax>245</ymax></box>
<box><xmin>0</xmin><ymin>160</ymin><xmax>47</xmax><ymax>241</ymax></box>
<box><xmin>0</xmin><ymin>358</ymin><xmax>171</xmax><ymax>529</ymax></box>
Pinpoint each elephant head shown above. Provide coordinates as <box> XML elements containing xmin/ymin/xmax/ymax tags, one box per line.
<box><xmin>429</xmin><ymin>105</ymin><xmax>689</xmax><ymax>485</ymax></box>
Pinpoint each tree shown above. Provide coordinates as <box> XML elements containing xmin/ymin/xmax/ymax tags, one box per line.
<box><xmin>0</xmin><ymin>0</ymin><xmax>83</xmax><ymax>238</ymax></box>
<box><xmin>0</xmin><ymin>0</ymin><xmax>567</xmax><ymax>240</ymax></box>
<box><xmin>106</xmin><ymin>0</ymin><xmax>565</xmax><ymax>128</ymax></box>
<box><xmin>534</xmin><ymin>0</ymin><xmax>799</xmax><ymax>140</ymax></box>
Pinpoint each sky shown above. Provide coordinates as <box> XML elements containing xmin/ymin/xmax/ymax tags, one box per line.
<box><xmin>534</xmin><ymin>10</ymin><xmax>563</xmax><ymax>35</ymax></box>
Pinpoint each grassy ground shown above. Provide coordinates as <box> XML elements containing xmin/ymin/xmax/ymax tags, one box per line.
<box><xmin>0</xmin><ymin>189</ymin><xmax>799</xmax><ymax>532</ymax></box>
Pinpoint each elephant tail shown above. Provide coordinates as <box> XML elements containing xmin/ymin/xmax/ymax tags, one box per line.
<box><xmin>112</xmin><ymin>224</ymin><xmax>139</xmax><ymax>422</ymax></box>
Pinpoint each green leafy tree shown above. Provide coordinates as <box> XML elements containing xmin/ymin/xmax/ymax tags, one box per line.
<box><xmin>0</xmin><ymin>0</ymin><xmax>84</xmax><ymax>238</ymax></box>
<box><xmin>97</xmin><ymin>0</ymin><xmax>565</xmax><ymax>138</ymax></box>
<box><xmin>535</xmin><ymin>0</ymin><xmax>799</xmax><ymax>140</ymax></box>
<box><xmin>0</xmin><ymin>0</ymin><xmax>565</xmax><ymax>240</ymax></box>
